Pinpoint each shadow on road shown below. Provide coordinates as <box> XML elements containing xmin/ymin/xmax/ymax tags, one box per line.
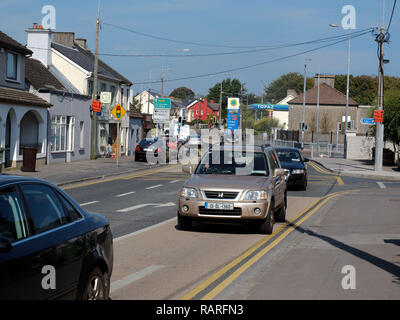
<box><xmin>290</xmin><ymin>223</ymin><xmax>400</xmax><ymax>285</ymax></box>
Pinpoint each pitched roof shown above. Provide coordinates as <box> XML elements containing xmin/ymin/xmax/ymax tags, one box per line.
<box><xmin>0</xmin><ymin>30</ymin><xmax>32</xmax><ymax>55</ymax></box>
<box><xmin>0</xmin><ymin>87</ymin><xmax>51</xmax><ymax>108</ymax></box>
<box><xmin>288</xmin><ymin>83</ymin><xmax>358</xmax><ymax>106</ymax></box>
<box><xmin>25</xmin><ymin>58</ymin><xmax>66</xmax><ymax>91</ymax></box>
<box><xmin>51</xmin><ymin>42</ymin><xmax>132</xmax><ymax>85</ymax></box>
<box><xmin>129</xmin><ymin>104</ymin><xmax>143</xmax><ymax>118</ymax></box>
<box><xmin>208</xmin><ymin>102</ymin><xmax>220</xmax><ymax>111</ymax></box>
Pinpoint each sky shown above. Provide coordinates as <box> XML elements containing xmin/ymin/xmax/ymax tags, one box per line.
<box><xmin>1</xmin><ymin>0</ymin><xmax>399</xmax><ymax>97</ymax></box>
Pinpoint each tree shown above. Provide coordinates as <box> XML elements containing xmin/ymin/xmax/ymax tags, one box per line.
<box><xmin>169</xmin><ymin>87</ymin><xmax>195</xmax><ymax>100</ymax></box>
<box><xmin>382</xmin><ymin>89</ymin><xmax>400</xmax><ymax>152</ymax></box>
<box><xmin>264</xmin><ymin>72</ymin><xmax>314</xmax><ymax>103</ymax></box>
<box><xmin>131</xmin><ymin>95</ymin><xmax>143</xmax><ymax>113</ymax></box>
<box><xmin>253</xmin><ymin>117</ymin><xmax>280</xmax><ymax>134</ymax></box>
<box><xmin>207</xmin><ymin>78</ymin><xmax>246</xmax><ymax>120</ymax></box>
<box><xmin>334</xmin><ymin>75</ymin><xmax>377</xmax><ymax>106</ymax></box>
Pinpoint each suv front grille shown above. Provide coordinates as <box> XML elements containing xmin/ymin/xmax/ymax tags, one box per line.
<box><xmin>199</xmin><ymin>206</ymin><xmax>242</xmax><ymax>216</ymax></box>
<box><xmin>204</xmin><ymin>191</ymin><xmax>238</xmax><ymax>199</ymax></box>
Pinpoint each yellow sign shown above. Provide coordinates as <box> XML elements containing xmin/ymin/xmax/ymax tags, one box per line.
<box><xmin>111</xmin><ymin>104</ymin><xmax>126</xmax><ymax>120</ymax></box>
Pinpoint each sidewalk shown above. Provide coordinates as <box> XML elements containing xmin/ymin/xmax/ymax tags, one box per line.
<box><xmin>1</xmin><ymin>156</ymin><xmax>165</xmax><ymax>186</ymax></box>
<box><xmin>311</xmin><ymin>156</ymin><xmax>400</xmax><ymax>181</ymax></box>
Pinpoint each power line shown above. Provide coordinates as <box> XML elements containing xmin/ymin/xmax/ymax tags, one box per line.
<box><xmin>387</xmin><ymin>0</ymin><xmax>397</xmax><ymax>32</ymax></box>
<box><xmin>129</xmin><ymin>29</ymin><xmax>373</xmax><ymax>85</ymax></box>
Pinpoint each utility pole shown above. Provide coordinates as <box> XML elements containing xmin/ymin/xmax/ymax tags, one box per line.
<box><xmin>375</xmin><ymin>22</ymin><xmax>386</xmax><ymax>171</ymax></box>
<box><xmin>316</xmin><ymin>66</ymin><xmax>320</xmax><ymax>153</ymax></box>
<box><xmin>344</xmin><ymin>29</ymin><xmax>351</xmax><ymax>159</ymax></box>
<box><xmin>301</xmin><ymin>60</ymin><xmax>310</xmax><ymax>149</ymax></box>
<box><xmin>91</xmin><ymin>0</ymin><xmax>100</xmax><ymax>160</ymax></box>
<box><xmin>219</xmin><ymin>81</ymin><xmax>223</xmax><ymax>127</ymax></box>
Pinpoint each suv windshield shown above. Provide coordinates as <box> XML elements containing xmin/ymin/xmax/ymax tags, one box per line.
<box><xmin>276</xmin><ymin>150</ymin><xmax>302</xmax><ymax>163</ymax></box>
<box><xmin>195</xmin><ymin>151</ymin><xmax>269</xmax><ymax>176</ymax></box>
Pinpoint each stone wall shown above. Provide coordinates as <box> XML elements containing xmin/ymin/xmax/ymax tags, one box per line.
<box><xmin>346</xmin><ymin>135</ymin><xmax>375</xmax><ymax>160</ymax></box>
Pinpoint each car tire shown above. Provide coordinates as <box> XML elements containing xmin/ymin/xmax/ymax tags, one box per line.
<box><xmin>81</xmin><ymin>267</ymin><xmax>109</xmax><ymax>300</ymax></box>
<box><xmin>275</xmin><ymin>202</ymin><xmax>286</xmax><ymax>223</ymax></box>
<box><xmin>177</xmin><ymin>211</ymin><xmax>192</xmax><ymax>230</ymax></box>
<box><xmin>301</xmin><ymin>178</ymin><xmax>307</xmax><ymax>190</ymax></box>
<box><xmin>259</xmin><ymin>201</ymin><xmax>274</xmax><ymax>234</ymax></box>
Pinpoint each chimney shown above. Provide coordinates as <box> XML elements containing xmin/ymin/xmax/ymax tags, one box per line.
<box><xmin>75</xmin><ymin>38</ymin><xmax>87</xmax><ymax>49</ymax></box>
<box><xmin>26</xmin><ymin>24</ymin><xmax>53</xmax><ymax>67</ymax></box>
<box><xmin>314</xmin><ymin>74</ymin><xmax>335</xmax><ymax>88</ymax></box>
<box><xmin>287</xmin><ymin>89</ymin><xmax>298</xmax><ymax>98</ymax></box>
<box><xmin>53</xmin><ymin>32</ymin><xmax>75</xmax><ymax>48</ymax></box>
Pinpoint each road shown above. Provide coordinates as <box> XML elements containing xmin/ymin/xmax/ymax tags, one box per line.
<box><xmin>63</xmin><ymin>162</ymin><xmax>400</xmax><ymax>300</ymax></box>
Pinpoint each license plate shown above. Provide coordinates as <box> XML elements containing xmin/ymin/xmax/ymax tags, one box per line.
<box><xmin>143</xmin><ymin>148</ymin><xmax>150</xmax><ymax>151</ymax></box>
<box><xmin>205</xmin><ymin>202</ymin><xmax>234</xmax><ymax>210</ymax></box>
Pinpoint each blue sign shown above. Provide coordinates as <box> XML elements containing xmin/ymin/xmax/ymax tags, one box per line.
<box><xmin>360</xmin><ymin>118</ymin><xmax>375</xmax><ymax>125</ymax></box>
<box><xmin>227</xmin><ymin>109</ymin><xmax>239</xmax><ymax>130</ymax></box>
<box><xmin>249</xmin><ymin>104</ymin><xmax>289</xmax><ymax>111</ymax></box>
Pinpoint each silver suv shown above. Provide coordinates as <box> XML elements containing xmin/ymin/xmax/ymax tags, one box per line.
<box><xmin>177</xmin><ymin>146</ymin><xmax>287</xmax><ymax>234</ymax></box>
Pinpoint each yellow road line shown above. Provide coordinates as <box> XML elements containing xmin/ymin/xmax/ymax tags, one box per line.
<box><xmin>181</xmin><ymin>189</ymin><xmax>357</xmax><ymax>300</ymax></box>
<box><xmin>181</xmin><ymin>190</ymin><xmax>359</xmax><ymax>300</ymax></box>
<box><xmin>62</xmin><ymin>164</ymin><xmax>180</xmax><ymax>190</ymax></box>
<box><xmin>336</xmin><ymin>176</ymin><xmax>345</xmax><ymax>186</ymax></box>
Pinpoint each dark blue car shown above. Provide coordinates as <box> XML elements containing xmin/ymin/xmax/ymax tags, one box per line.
<box><xmin>275</xmin><ymin>147</ymin><xmax>309</xmax><ymax>190</ymax></box>
<box><xmin>0</xmin><ymin>176</ymin><xmax>113</xmax><ymax>300</ymax></box>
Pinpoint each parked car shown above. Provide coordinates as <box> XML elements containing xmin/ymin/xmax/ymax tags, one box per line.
<box><xmin>275</xmin><ymin>147</ymin><xmax>309</xmax><ymax>190</ymax></box>
<box><xmin>0</xmin><ymin>176</ymin><xmax>113</xmax><ymax>300</ymax></box>
<box><xmin>135</xmin><ymin>138</ymin><xmax>164</xmax><ymax>162</ymax></box>
<box><xmin>177</xmin><ymin>146</ymin><xmax>287</xmax><ymax>234</ymax></box>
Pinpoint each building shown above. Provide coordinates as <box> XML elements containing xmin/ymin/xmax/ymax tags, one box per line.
<box><xmin>128</xmin><ymin>106</ymin><xmax>144</xmax><ymax>154</ymax></box>
<box><xmin>133</xmin><ymin>89</ymin><xmax>161</xmax><ymax>115</ymax></box>
<box><xmin>0</xmin><ymin>30</ymin><xmax>51</xmax><ymax>169</ymax></box>
<box><xmin>26</xmin><ymin>27</ymin><xmax>133</xmax><ymax>157</ymax></box>
<box><xmin>25</xmin><ymin>57</ymin><xmax>92</xmax><ymax>163</ymax></box>
<box><xmin>287</xmin><ymin>75</ymin><xmax>359</xmax><ymax>135</ymax></box>
<box><xmin>186</xmin><ymin>98</ymin><xmax>220</xmax><ymax>122</ymax></box>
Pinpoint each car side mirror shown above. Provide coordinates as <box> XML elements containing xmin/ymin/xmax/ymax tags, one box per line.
<box><xmin>0</xmin><ymin>236</ymin><xmax>12</xmax><ymax>254</ymax></box>
<box><xmin>274</xmin><ymin>168</ymin><xmax>286</xmax><ymax>178</ymax></box>
<box><xmin>182</xmin><ymin>165</ymin><xmax>193</xmax><ymax>174</ymax></box>
<box><xmin>304</xmin><ymin>158</ymin><xmax>310</xmax><ymax>162</ymax></box>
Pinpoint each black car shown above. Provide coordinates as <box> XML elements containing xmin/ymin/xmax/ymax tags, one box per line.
<box><xmin>275</xmin><ymin>147</ymin><xmax>309</xmax><ymax>190</ymax></box>
<box><xmin>135</xmin><ymin>138</ymin><xmax>163</xmax><ymax>162</ymax></box>
<box><xmin>0</xmin><ymin>176</ymin><xmax>113</xmax><ymax>300</ymax></box>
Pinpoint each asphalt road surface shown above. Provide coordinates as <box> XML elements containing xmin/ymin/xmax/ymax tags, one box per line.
<box><xmin>62</xmin><ymin>162</ymin><xmax>400</xmax><ymax>300</ymax></box>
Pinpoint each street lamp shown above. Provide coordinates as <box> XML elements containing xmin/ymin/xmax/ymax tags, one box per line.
<box><xmin>301</xmin><ymin>58</ymin><xmax>312</xmax><ymax>149</ymax></box>
<box><xmin>330</xmin><ymin>23</ymin><xmax>351</xmax><ymax>159</ymax></box>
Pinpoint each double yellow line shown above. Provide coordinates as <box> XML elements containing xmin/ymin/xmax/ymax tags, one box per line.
<box><xmin>309</xmin><ymin>162</ymin><xmax>344</xmax><ymax>186</ymax></box>
<box><xmin>181</xmin><ymin>189</ymin><xmax>358</xmax><ymax>300</ymax></box>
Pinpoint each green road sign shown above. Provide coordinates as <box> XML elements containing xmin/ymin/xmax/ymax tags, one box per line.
<box><xmin>154</xmin><ymin>98</ymin><xmax>171</xmax><ymax>109</ymax></box>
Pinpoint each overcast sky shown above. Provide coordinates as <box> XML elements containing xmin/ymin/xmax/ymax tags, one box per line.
<box><xmin>1</xmin><ymin>0</ymin><xmax>399</xmax><ymax>97</ymax></box>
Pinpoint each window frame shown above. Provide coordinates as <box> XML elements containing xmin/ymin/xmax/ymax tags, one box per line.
<box><xmin>6</xmin><ymin>51</ymin><xmax>18</xmax><ymax>81</ymax></box>
<box><xmin>0</xmin><ymin>184</ymin><xmax>30</xmax><ymax>242</ymax></box>
<box><xmin>50</xmin><ymin>115</ymin><xmax>75</xmax><ymax>152</ymax></box>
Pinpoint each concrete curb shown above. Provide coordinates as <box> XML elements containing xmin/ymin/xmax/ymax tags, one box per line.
<box><xmin>311</xmin><ymin>159</ymin><xmax>400</xmax><ymax>181</ymax></box>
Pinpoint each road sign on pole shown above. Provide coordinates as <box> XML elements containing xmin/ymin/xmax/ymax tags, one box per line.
<box><xmin>360</xmin><ymin>118</ymin><xmax>376</xmax><ymax>125</ymax></box>
<box><xmin>111</xmin><ymin>104</ymin><xmax>126</xmax><ymax>120</ymax></box>
<box><xmin>154</xmin><ymin>98</ymin><xmax>171</xmax><ymax>125</ymax></box>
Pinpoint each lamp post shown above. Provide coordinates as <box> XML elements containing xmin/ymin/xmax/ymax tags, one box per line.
<box><xmin>330</xmin><ymin>23</ymin><xmax>351</xmax><ymax>159</ymax></box>
<box><xmin>301</xmin><ymin>58</ymin><xmax>312</xmax><ymax>149</ymax></box>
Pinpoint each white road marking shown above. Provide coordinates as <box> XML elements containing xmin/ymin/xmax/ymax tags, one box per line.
<box><xmin>377</xmin><ymin>182</ymin><xmax>386</xmax><ymax>189</ymax></box>
<box><xmin>169</xmin><ymin>180</ymin><xmax>179</xmax><ymax>183</ymax></box>
<box><xmin>79</xmin><ymin>201</ymin><xmax>99</xmax><ymax>207</ymax></box>
<box><xmin>114</xmin><ymin>218</ymin><xmax>175</xmax><ymax>243</ymax></box>
<box><xmin>146</xmin><ymin>184</ymin><xmax>163</xmax><ymax>190</ymax></box>
<box><xmin>117</xmin><ymin>202</ymin><xmax>176</xmax><ymax>213</ymax></box>
<box><xmin>116</xmin><ymin>191</ymin><xmax>136</xmax><ymax>197</ymax></box>
<box><xmin>110</xmin><ymin>265</ymin><xmax>164</xmax><ymax>293</ymax></box>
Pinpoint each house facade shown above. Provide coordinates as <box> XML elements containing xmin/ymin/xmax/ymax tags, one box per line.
<box><xmin>0</xmin><ymin>30</ymin><xmax>51</xmax><ymax>169</ymax></box>
<box><xmin>26</xmin><ymin>27</ymin><xmax>133</xmax><ymax>157</ymax></box>
<box><xmin>186</xmin><ymin>98</ymin><xmax>220</xmax><ymax>122</ymax></box>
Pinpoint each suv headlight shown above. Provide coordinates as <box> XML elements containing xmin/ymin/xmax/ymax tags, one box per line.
<box><xmin>243</xmin><ymin>190</ymin><xmax>267</xmax><ymax>201</ymax></box>
<box><xmin>180</xmin><ymin>187</ymin><xmax>199</xmax><ymax>198</ymax></box>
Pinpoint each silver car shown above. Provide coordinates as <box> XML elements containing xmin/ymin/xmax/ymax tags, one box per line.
<box><xmin>177</xmin><ymin>146</ymin><xmax>287</xmax><ymax>234</ymax></box>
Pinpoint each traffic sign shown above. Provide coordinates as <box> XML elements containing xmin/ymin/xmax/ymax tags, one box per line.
<box><xmin>228</xmin><ymin>98</ymin><xmax>240</xmax><ymax>110</ymax></box>
<box><xmin>373</xmin><ymin>110</ymin><xmax>384</xmax><ymax>123</ymax></box>
<box><xmin>227</xmin><ymin>109</ymin><xmax>239</xmax><ymax>130</ymax></box>
<box><xmin>91</xmin><ymin>100</ymin><xmax>101</xmax><ymax>112</ymax></box>
<box><xmin>100</xmin><ymin>92</ymin><xmax>112</xmax><ymax>104</ymax></box>
<box><xmin>111</xmin><ymin>104</ymin><xmax>126</xmax><ymax>120</ymax></box>
<box><xmin>360</xmin><ymin>118</ymin><xmax>375</xmax><ymax>125</ymax></box>
<box><xmin>154</xmin><ymin>98</ymin><xmax>171</xmax><ymax>109</ymax></box>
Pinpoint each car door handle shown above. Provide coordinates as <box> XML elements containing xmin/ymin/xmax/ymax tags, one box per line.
<box><xmin>31</xmin><ymin>255</ymin><xmax>43</xmax><ymax>269</ymax></box>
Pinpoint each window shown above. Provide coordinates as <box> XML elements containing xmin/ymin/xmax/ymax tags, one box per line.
<box><xmin>100</xmin><ymin>83</ymin><xmax>107</xmax><ymax>93</ymax></box>
<box><xmin>267</xmin><ymin>151</ymin><xmax>278</xmax><ymax>172</ymax></box>
<box><xmin>121</xmin><ymin>88</ymin><xmax>124</xmax><ymax>104</ymax></box>
<box><xmin>21</xmin><ymin>184</ymin><xmax>69</xmax><ymax>234</ymax></box>
<box><xmin>110</xmin><ymin>85</ymin><xmax>116</xmax><ymax>104</ymax></box>
<box><xmin>88</xmin><ymin>80</ymin><xmax>94</xmax><ymax>97</ymax></box>
<box><xmin>57</xmin><ymin>192</ymin><xmax>82</xmax><ymax>222</ymax></box>
<box><xmin>50</xmin><ymin>116</ymin><xmax>75</xmax><ymax>152</ymax></box>
<box><xmin>201</xmin><ymin>110</ymin><xmax>204</xmax><ymax>115</ymax></box>
<box><xmin>79</xmin><ymin>121</ymin><xmax>84</xmax><ymax>149</ymax></box>
<box><xmin>6</xmin><ymin>52</ymin><xmax>18</xmax><ymax>80</ymax></box>
<box><xmin>0</xmin><ymin>186</ymin><xmax>27</xmax><ymax>242</ymax></box>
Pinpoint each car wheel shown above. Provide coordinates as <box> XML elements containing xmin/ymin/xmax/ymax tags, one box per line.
<box><xmin>177</xmin><ymin>211</ymin><xmax>192</xmax><ymax>230</ymax></box>
<box><xmin>301</xmin><ymin>178</ymin><xmax>307</xmax><ymax>190</ymax></box>
<box><xmin>259</xmin><ymin>201</ymin><xmax>274</xmax><ymax>234</ymax></box>
<box><xmin>275</xmin><ymin>202</ymin><xmax>286</xmax><ymax>223</ymax></box>
<box><xmin>81</xmin><ymin>267</ymin><xmax>108</xmax><ymax>300</ymax></box>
